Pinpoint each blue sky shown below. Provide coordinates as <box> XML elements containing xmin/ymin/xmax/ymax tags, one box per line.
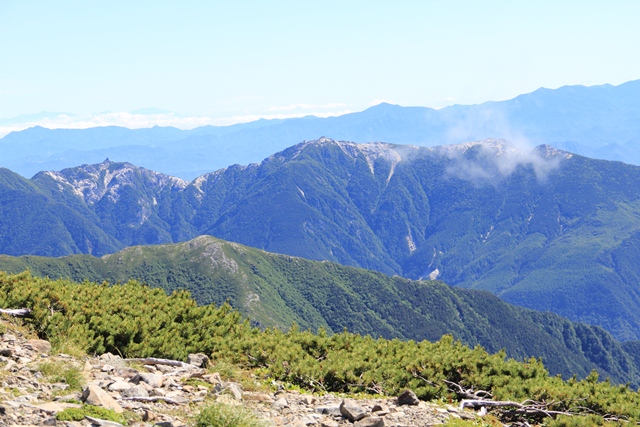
<box><xmin>0</xmin><ymin>0</ymin><xmax>638</xmax><ymax>134</ymax></box>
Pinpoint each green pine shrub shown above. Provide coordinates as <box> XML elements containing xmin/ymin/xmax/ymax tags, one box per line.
<box><xmin>3</xmin><ymin>271</ymin><xmax>640</xmax><ymax>425</ymax></box>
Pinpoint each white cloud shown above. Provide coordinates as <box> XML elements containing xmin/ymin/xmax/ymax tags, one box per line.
<box><xmin>443</xmin><ymin>140</ymin><xmax>564</xmax><ymax>186</ymax></box>
<box><xmin>0</xmin><ymin>112</ymin><xmax>213</xmax><ymax>137</ymax></box>
<box><xmin>0</xmin><ymin>109</ymin><xmax>354</xmax><ymax>137</ymax></box>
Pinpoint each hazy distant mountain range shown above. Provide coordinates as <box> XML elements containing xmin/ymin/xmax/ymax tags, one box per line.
<box><xmin>2</xmin><ymin>80</ymin><xmax>640</xmax><ymax>179</ymax></box>
<box><xmin>2</xmin><ymin>138</ymin><xmax>640</xmax><ymax>342</ymax></box>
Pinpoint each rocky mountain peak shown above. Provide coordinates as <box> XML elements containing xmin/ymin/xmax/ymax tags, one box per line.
<box><xmin>315</xmin><ymin>136</ymin><xmax>334</xmax><ymax>144</ymax></box>
<box><xmin>429</xmin><ymin>139</ymin><xmax>518</xmax><ymax>158</ymax></box>
<box><xmin>41</xmin><ymin>161</ymin><xmax>188</xmax><ymax>205</ymax></box>
<box><xmin>286</xmin><ymin>138</ymin><xmax>406</xmax><ymax>175</ymax></box>
<box><xmin>535</xmin><ymin>144</ymin><xmax>574</xmax><ymax>159</ymax></box>
<box><xmin>429</xmin><ymin>139</ymin><xmax>573</xmax><ymax>161</ymax></box>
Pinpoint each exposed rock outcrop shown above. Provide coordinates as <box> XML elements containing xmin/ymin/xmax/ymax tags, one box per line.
<box><xmin>0</xmin><ymin>320</ymin><xmax>472</xmax><ymax>426</ymax></box>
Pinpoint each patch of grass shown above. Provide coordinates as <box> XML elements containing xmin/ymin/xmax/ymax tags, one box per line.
<box><xmin>51</xmin><ymin>339</ymin><xmax>87</xmax><ymax>358</ymax></box>
<box><xmin>55</xmin><ymin>405</ymin><xmax>127</xmax><ymax>424</ymax></box>
<box><xmin>38</xmin><ymin>361</ymin><xmax>85</xmax><ymax>391</ymax></box>
<box><xmin>184</xmin><ymin>377</ymin><xmax>212</xmax><ymax>390</ymax></box>
<box><xmin>443</xmin><ymin>416</ymin><xmax>501</xmax><ymax>426</ymax></box>
<box><xmin>194</xmin><ymin>402</ymin><xmax>267</xmax><ymax>427</ymax></box>
<box><xmin>234</xmin><ymin>369</ymin><xmax>271</xmax><ymax>393</ymax></box>
<box><xmin>0</xmin><ymin>317</ymin><xmax>36</xmax><ymax>338</ymax></box>
<box><xmin>125</xmin><ymin>360</ymin><xmax>148</xmax><ymax>371</ymax></box>
<box><xmin>238</xmin><ymin>377</ymin><xmax>271</xmax><ymax>393</ymax></box>
<box><xmin>211</xmin><ymin>361</ymin><xmax>240</xmax><ymax>381</ymax></box>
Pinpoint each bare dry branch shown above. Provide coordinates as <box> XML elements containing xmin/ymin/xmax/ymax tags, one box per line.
<box><xmin>0</xmin><ymin>308</ymin><xmax>32</xmax><ymax>318</ymax></box>
<box><xmin>120</xmin><ymin>396</ymin><xmax>185</xmax><ymax>405</ymax></box>
<box><xmin>444</xmin><ymin>380</ymin><xmax>492</xmax><ymax>400</ymax></box>
<box><xmin>410</xmin><ymin>371</ymin><xmax>438</xmax><ymax>387</ymax></box>
<box><xmin>125</xmin><ymin>357</ymin><xmax>194</xmax><ymax>368</ymax></box>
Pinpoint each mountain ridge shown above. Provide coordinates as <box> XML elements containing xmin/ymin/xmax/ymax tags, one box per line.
<box><xmin>1</xmin><ymin>234</ymin><xmax>640</xmax><ymax>386</ymax></box>
<box><xmin>2</xmin><ymin>79</ymin><xmax>640</xmax><ymax>179</ymax></box>
<box><xmin>2</xmin><ymin>138</ymin><xmax>640</xmax><ymax>341</ymax></box>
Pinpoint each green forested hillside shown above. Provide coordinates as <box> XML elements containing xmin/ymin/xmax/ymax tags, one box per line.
<box><xmin>4</xmin><ymin>139</ymin><xmax>640</xmax><ymax>340</ymax></box>
<box><xmin>2</xmin><ymin>271</ymin><xmax>640</xmax><ymax>426</ymax></box>
<box><xmin>0</xmin><ymin>168</ymin><xmax>122</xmax><ymax>255</ymax></box>
<box><xmin>1</xmin><ymin>235</ymin><xmax>639</xmax><ymax>386</ymax></box>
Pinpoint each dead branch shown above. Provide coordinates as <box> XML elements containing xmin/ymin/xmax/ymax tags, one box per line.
<box><xmin>460</xmin><ymin>399</ymin><xmax>528</xmax><ymax>410</ymax></box>
<box><xmin>461</xmin><ymin>399</ymin><xmax>576</xmax><ymax>419</ymax></box>
<box><xmin>120</xmin><ymin>396</ymin><xmax>185</xmax><ymax>405</ymax></box>
<box><xmin>411</xmin><ymin>370</ymin><xmax>438</xmax><ymax>387</ymax></box>
<box><xmin>446</xmin><ymin>381</ymin><xmax>635</xmax><ymax>424</ymax></box>
<box><xmin>444</xmin><ymin>380</ymin><xmax>492</xmax><ymax>399</ymax></box>
<box><xmin>125</xmin><ymin>357</ymin><xmax>194</xmax><ymax>368</ymax></box>
<box><xmin>0</xmin><ymin>308</ymin><xmax>32</xmax><ymax>318</ymax></box>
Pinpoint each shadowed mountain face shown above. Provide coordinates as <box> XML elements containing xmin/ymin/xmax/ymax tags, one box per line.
<box><xmin>1</xmin><ymin>235</ymin><xmax>640</xmax><ymax>387</ymax></box>
<box><xmin>2</xmin><ymin>80</ymin><xmax>640</xmax><ymax>179</ymax></box>
<box><xmin>2</xmin><ymin>138</ymin><xmax>640</xmax><ymax>340</ymax></box>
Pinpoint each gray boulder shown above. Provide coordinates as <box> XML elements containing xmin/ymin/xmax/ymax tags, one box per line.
<box><xmin>187</xmin><ymin>353</ymin><xmax>210</xmax><ymax>368</ymax></box>
<box><xmin>121</xmin><ymin>384</ymin><xmax>149</xmax><ymax>398</ymax></box>
<box><xmin>81</xmin><ymin>385</ymin><xmax>123</xmax><ymax>413</ymax></box>
<box><xmin>340</xmin><ymin>399</ymin><xmax>368</xmax><ymax>422</ymax></box>
<box><xmin>397</xmin><ymin>389</ymin><xmax>420</xmax><ymax>406</ymax></box>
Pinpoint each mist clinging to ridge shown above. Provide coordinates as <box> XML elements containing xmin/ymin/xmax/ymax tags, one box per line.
<box><xmin>436</xmin><ymin>139</ymin><xmax>568</xmax><ymax>186</ymax></box>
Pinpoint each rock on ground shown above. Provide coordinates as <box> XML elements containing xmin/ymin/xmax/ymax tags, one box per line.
<box><xmin>0</xmin><ymin>320</ymin><xmax>473</xmax><ymax>426</ymax></box>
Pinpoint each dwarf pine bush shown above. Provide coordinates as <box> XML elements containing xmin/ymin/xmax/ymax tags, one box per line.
<box><xmin>2</xmin><ymin>271</ymin><xmax>640</xmax><ymax>425</ymax></box>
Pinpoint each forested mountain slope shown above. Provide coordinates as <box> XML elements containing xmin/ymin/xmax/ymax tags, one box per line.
<box><xmin>3</xmin><ymin>138</ymin><xmax>640</xmax><ymax>340</ymax></box>
<box><xmin>1</xmin><ymin>235</ymin><xmax>639</xmax><ymax>386</ymax></box>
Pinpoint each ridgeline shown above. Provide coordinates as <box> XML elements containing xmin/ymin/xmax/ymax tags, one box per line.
<box><xmin>1</xmin><ymin>235</ymin><xmax>639</xmax><ymax>387</ymax></box>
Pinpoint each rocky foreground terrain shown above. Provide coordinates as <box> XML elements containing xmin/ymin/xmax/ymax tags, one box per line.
<box><xmin>0</xmin><ymin>320</ymin><xmax>475</xmax><ymax>427</ymax></box>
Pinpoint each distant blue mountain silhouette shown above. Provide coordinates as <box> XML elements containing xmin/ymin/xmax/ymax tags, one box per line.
<box><xmin>2</xmin><ymin>80</ymin><xmax>639</xmax><ymax>179</ymax></box>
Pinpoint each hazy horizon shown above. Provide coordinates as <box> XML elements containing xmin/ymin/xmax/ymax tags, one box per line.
<box><xmin>2</xmin><ymin>0</ymin><xmax>639</xmax><ymax>136</ymax></box>
<box><xmin>2</xmin><ymin>78</ymin><xmax>639</xmax><ymax>138</ymax></box>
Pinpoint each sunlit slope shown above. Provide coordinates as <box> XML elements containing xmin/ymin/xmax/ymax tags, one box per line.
<box><xmin>3</xmin><ymin>138</ymin><xmax>640</xmax><ymax>339</ymax></box>
<box><xmin>1</xmin><ymin>235</ymin><xmax>639</xmax><ymax>386</ymax></box>
<box><xmin>0</xmin><ymin>167</ymin><xmax>121</xmax><ymax>255</ymax></box>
